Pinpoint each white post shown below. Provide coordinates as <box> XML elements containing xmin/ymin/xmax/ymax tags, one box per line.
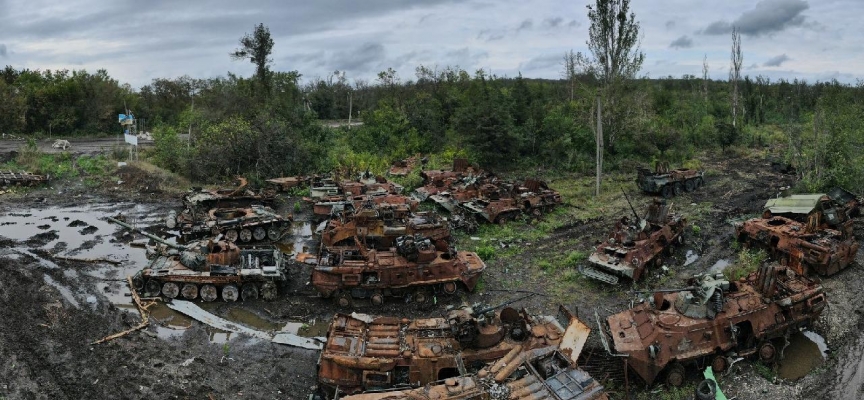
<box><xmin>596</xmin><ymin>93</ymin><xmax>603</xmax><ymax>197</ymax></box>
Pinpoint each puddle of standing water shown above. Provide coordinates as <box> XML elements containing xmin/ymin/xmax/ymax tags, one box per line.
<box><xmin>282</xmin><ymin>319</ymin><xmax>330</xmax><ymax>337</ymax></box>
<box><xmin>279</xmin><ymin>220</ymin><xmax>315</xmax><ymax>255</ymax></box>
<box><xmin>778</xmin><ymin>330</ymin><xmax>827</xmax><ymax>380</ymax></box>
<box><xmin>684</xmin><ymin>250</ymin><xmax>699</xmax><ymax>266</ymax></box>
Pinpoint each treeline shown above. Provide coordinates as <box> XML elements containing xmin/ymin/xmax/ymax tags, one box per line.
<box><xmin>2</xmin><ymin>63</ymin><xmax>862</xmax><ymax>191</ymax></box>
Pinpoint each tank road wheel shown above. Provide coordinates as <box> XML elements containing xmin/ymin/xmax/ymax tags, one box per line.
<box><xmin>336</xmin><ymin>292</ymin><xmax>353</xmax><ymax>308</ymax></box>
<box><xmin>241</xmin><ymin>283</ymin><xmax>259</xmax><ymax>301</ymax></box>
<box><xmin>665</xmin><ymin>363</ymin><xmax>685</xmax><ymax>387</ymax></box>
<box><xmin>224</xmin><ymin>229</ymin><xmax>239</xmax><ymax>243</ymax></box>
<box><xmin>497</xmin><ymin>215</ymin><xmax>509</xmax><ymax>225</ymax></box>
<box><xmin>145</xmin><ymin>280</ymin><xmax>161</xmax><ymax>296</ymax></box>
<box><xmin>261</xmin><ymin>281</ymin><xmax>278</xmax><ymax>301</ymax></box>
<box><xmin>685</xmin><ymin>179</ymin><xmax>696</xmax><ymax>192</ymax></box>
<box><xmin>222</xmin><ymin>284</ymin><xmax>239</xmax><ymax>302</ymax></box>
<box><xmin>267</xmin><ymin>227</ymin><xmax>282</xmax><ymax>241</ymax></box>
<box><xmin>131</xmin><ymin>275</ymin><xmax>145</xmax><ymax>292</ymax></box>
<box><xmin>759</xmin><ymin>341</ymin><xmax>777</xmax><ymax>364</ymax></box>
<box><xmin>200</xmin><ymin>284</ymin><xmax>218</xmax><ymax>302</ymax></box>
<box><xmin>239</xmin><ymin>228</ymin><xmax>253</xmax><ymax>243</ymax></box>
<box><xmin>673</xmin><ymin>182</ymin><xmax>683</xmax><ymax>196</ymax></box>
<box><xmin>162</xmin><ymin>282</ymin><xmax>180</xmax><ymax>299</ymax></box>
<box><xmin>181</xmin><ymin>283</ymin><xmax>199</xmax><ymax>300</ymax></box>
<box><xmin>661</xmin><ymin>185</ymin><xmax>673</xmax><ymax>199</ymax></box>
<box><xmin>711</xmin><ymin>355</ymin><xmax>729</xmax><ymax>373</ymax></box>
<box><xmin>370</xmin><ymin>292</ymin><xmax>384</xmax><ymax>307</ymax></box>
<box><xmin>253</xmin><ymin>227</ymin><xmax>267</xmax><ymax>242</ymax></box>
<box><xmin>696</xmin><ymin>177</ymin><xmax>704</xmax><ymax>188</ymax></box>
<box><xmin>414</xmin><ymin>290</ymin><xmax>430</xmax><ymax>306</ymax></box>
<box><xmin>442</xmin><ymin>281</ymin><xmax>458</xmax><ymax>295</ymax></box>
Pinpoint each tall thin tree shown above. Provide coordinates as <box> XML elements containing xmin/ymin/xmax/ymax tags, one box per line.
<box><xmin>729</xmin><ymin>27</ymin><xmax>742</xmax><ymax>128</ymax></box>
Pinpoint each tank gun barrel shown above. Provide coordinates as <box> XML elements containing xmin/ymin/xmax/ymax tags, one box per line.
<box><xmin>631</xmin><ymin>286</ymin><xmax>698</xmax><ymax>294</ymax></box>
<box><xmin>105</xmin><ymin>216</ymin><xmax>184</xmax><ymax>250</ymax></box>
<box><xmin>471</xmin><ymin>293</ymin><xmax>536</xmax><ymax>317</ymax></box>
<box><xmin>621</xmin><ymin>189</ymin><xmax>640</xmax><ymax>222</ymax></box>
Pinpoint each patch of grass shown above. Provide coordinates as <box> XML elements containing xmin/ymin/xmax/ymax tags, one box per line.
<box><xmin>753</xmin><ymin>362</ymin><xmax>775</xmax><ymax>381</ymax></box>
<box><xmin>288</xmin><ymin>186</ymin><xmax>310</xmax><ymax>197</ymax></box>
<box><xmin>724</xmin><ymin>248</ymin><xmax>768</xmax><ymax>280</ymax></box>
<box><xmin>76</xmin><ymin>155</ymin><xmax>114</xmax><ymax>176</ymax></box>
<box><xmin>538</xmin><ymin>260</ymin><xmax>555</xmax><ymax>272</ymax></box>
<box><xmin>563</xmin><ymin>250</ymin><xmax>588</xmax><ymax>268</ymax></box>
<box><xmin>476</xmin><ymin>245</ymin><xmax>496</xmax><ymax>261</ymax></box>
<box><xmin>561</xmin><ymin>269</ymin><xmax>580</xmax><ymax>282</ymax></box>
<box><xmin>634</xmin><ymin>383</ymin><xmax>697</xmax><ymax>400</ymax></box>
<box><xmin>293</xmin><ymin>201</ymin><xmax>302</xmax><ymax>213</ymax></box>
<box><xmin>691</xmin><ymin>224</ymin><xmax>701</xmax><ymax>235</ymax></box>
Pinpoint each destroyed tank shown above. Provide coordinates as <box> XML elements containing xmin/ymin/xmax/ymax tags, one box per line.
<box><xmin>317</xmin><ymin>303</ymin><xmax>586</xmax><ymax>396</ymax></box>
<box><xmin>311</xmin><ymin>234</ymin><xmax>486</xmax><ymax>307</ymax></box>
<box><xmin>321</xmin><ymin>205</ymin><xmax>450</xmax><ymax>251</ymax></box>
<box><xmin>313</xmin><ymin>193</ymin><xmax>419</xmax><ymax>218</ymax></box>
<box><xmin>599</xmin><ymin>266</ymin><xmax>826</xmax><ymax>386</ymax></box>
<box><xmin>1</xmin><ymin>170</ymin><xmax>49</xmax><ymax>186</ymax></box>
<box><xmin>175</xmin><ymin>205</ymin><xmax>291</xmax><ymax>243</ymax></box>
<box><xmin>459</xmin><ymin>197</ymin><xmax>522</xmax><ymax>225</ymax></box>
<box><xmin>179</xmin><ymin>177</ymin><xmax>275</xmax><ymax>211</ymax></box>
<box><xmin>734</xmin><ymin>215</ymin><xmax>858</xmax><ymax>276</ymax></box>
<box><xmin>583</xmin><ymin>197</ymin><xmax>686</xmax><ymax>284</ymax></box>
<box><xmin>636</xmin><ymin>161</ymin><xmax>704</xmax><ymax>198</ymax></box>
<box><xmin>515</xmin><ymin>178</ymin><xmax>563</xmax><ymax>215</ymax></box>
<box><xmin>109</xmin><ymin>217</ymin><xmax>287</xmax><ymax>302</ymax></box>
<box><xmin>763</xmin><ymin>192</ymin><xmax>854</xmax><ymax>235</ymax></box>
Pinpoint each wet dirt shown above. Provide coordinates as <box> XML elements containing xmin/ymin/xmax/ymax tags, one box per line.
<box><xmin>778</xmin><ymin>331</ymin><xmax>827</xmax><ymax>380</ymax></box>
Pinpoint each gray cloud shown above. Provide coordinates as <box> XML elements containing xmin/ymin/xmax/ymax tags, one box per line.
<box><xmin>543</xmin><ymin>17</ymin><xmax>563</xmax><ymax>28</ymax></box>
<box><xmin>567</xmin><ymin>20</ymin><xmax>579</xmax><ymax>28</ymax></box>
<box><xmin>0</xmin><ymin>44</ymin><xmax>6</xmax><ymax>57</ymax></box>
<box><xmin>669</xmin><ymin>35</ymin><xmax>693</xmax><ymax>49</ymax></box>
<box><xmin>665</xmin><ymin>20</ymin><xmax>675</xmax><ymax>29</ymax></box>
<box><xmin>331</xmin><ymin>42</ymin><xmax>385</xmax><ymax>72</ymax></box>
<box><xmin>702</xmin><ymin>0</ymin><xmax>809</xmax><ymax>36</ymax></box>
<box><xmin>520</xmin><ymin>53</ymin><xmax>561</xmax><ymax>71</ymax></box>
<box><xmin>517</xmin><ymin>19</ymin><xmax>533</xmax><ymax>32</ymax></box>
<box><xmin>444</xmin><ymin>47</ymin><xmax>488</xmax><ymax>66</ymax></box>
<box><xmin>764</xmin><ymin>54</ymin><xmax>790</xmax><ymax>67</ymax></box>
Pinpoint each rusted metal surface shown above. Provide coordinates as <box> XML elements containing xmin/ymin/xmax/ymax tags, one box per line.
<box><xmin>585</xmin><ymin>199</ymin><xmax>686</xmax><ymax>283</ymax></box>
<box><xmin>763</xmin><ymin>192</ymin><xmax>855</xmax><ymax>235</ymax></box>
<box><xmin>317</xmin><ymin>306</ymin><xmax>592</xmax><ymax>396</ymax></box>
<box><xmin>601</xmin><ymin>266</ymin><xmax>826</xmax><ymax>386</ymax></box>
<box><xmin>265</xmin><ymin>176</ymin><xmax>306</xmax><ymax>191</ymax></box>
<box><xmin>827</xmin><ymin>186</ymin><xmax>860</xmax><ymax>218</ymax></box>
<box><xmin>181</xmin><ymin>177</ymin><xmax>276</xmax><ymax>210</ymax></box>
<box><xmin>175</xmin><ymin>205</ymin><xmax>291</xmax><ymax>243</ymax></box>
<box><xmin>460</xmin><ymin>198</ymin><xmax>522</xmax><ymax>224</ymax></box>
<box><xmin>735</xmin><ymin>215</ymin><xmax>858</xmax><ymax>276</ymax></box>
<box><xmin>313</xmin><ymin>194</ymin><xmax>419</xmax><ymax>219</ymax></box>
<box><xmin>636</xmin><ymin>162</ymin><xmax>704</xmax><ymax>198</ymax></box>
<box><xmin>321</xmin><ymin>208</ymin><xmax>450</xmax><ymax>250</ymax></box>
<box><xmin>387</xmin><ymin>155</ymin><xmax>424</xmax><ymax>176</ymax></box>
<box><xmin>311</xmin><ymin>235</ymin><xmax>486</xmax><ymax>305</ymax></box>
<box><xmin>0</xmin><ymin>170</ymin><xmax>49</xmax><ymax>186</ymax></box>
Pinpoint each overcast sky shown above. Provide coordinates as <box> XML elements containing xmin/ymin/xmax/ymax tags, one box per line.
<box><xmin>0</xmin><ymin>0</ymin><xmax>860</xmax><ymax>88</ymax></box>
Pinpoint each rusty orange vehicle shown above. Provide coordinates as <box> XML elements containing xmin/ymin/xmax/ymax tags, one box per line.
<box><xmin>317</xmin><ymin>304</ymin><xmax>593</xmax><ymax>397</ymax></box>
<box><xmin>734</xmin><ymin>215</ymin><xmax>858</xmax><ymax>276</ymax></box>
<box><xmin>321</xmin><ymin>207</ymin><xmax>450</xmax><ymax>251</ymax></box>
<box><xmin>313</xmin><ymin>194</ymin><xmax>419</xmax><ymax>219</ymax></box>
<box><xmin>312</xmin><ymin>235</ymin><xmax>486</xmax><ymax>307</ymax></box>
<box><xmin>584</xmin><ymin>198</ymin><xmax>686</xmax><ymax>284</ymax></box>
<box><xmin>599</xmin><ymin>266</ymin><xmax>826</xmax><ymax>386</ymax></box>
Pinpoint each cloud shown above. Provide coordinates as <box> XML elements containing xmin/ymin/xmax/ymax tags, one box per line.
<box><xmin>0</xmin><ymin>44</ymin><xmax>6</xmax><ymax>57</ymax></box>
<box><xmin>669</xmin><ymin>35</ymin><xmax>693</xmax><ymax>49</ymax></box>
<box><xmin>665</xmin><ymin>20</ymin><xmax>675</xmax><ymax>29</ymax></box>
<box><xmin>331</xmin><ymin>42</ymin><xmax>385</xmax><ymax>72</ymax></box>
<box><xmin>764</xmin><ymin>54</ymin><xmax>790</xmax><ymax>67</ymax></box>
<box><xmin>567</xmin><ymin>20</ymin><xmax>579</xmax><ymax>28</ymax></box>
<box><xmin>517</xmin><ymin>19</ymin><xmax>533</xmax><ymax>32</ymax></box>
<box><xmin>520</xmin><ymin>53</ymin><xmax>561</xmax><ymax>71</ymax></box>
<box><xmin>543</xmin><ymin>17</ymin><xmax>563</xmax><ymax>28</ymax></box>
<box><xmin>702</xmin><ymin>0</ymin><xmax>809</xmax><ymax>36</ymax></box>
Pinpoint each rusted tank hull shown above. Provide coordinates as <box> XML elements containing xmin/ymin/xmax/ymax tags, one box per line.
<box><xmin>636</xmin><ymin>165</ymin><xmax>704</xmax><ymax>198</ymax></box>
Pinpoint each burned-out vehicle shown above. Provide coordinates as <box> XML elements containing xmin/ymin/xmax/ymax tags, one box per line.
<box><xmin>387</xmin><ymin>155</ymin><xmax>424</xmax><ymax>176</ymax></box>
<box><xmin>175</xmin><ymin>205</ymin><xmax>291</xmax><ymax>243</ymax></box>
<box><xmin>310</xmin><ymin>177</ymin><xmax>342</xmax><ymax>200</ymax></box>
<box><xmin>763</xmin><ymin>192</ymin><xmax>855</xmax><ymax>235</ymax></box>
<box><xmin>109</xmin><ymin>217</ymin><xmax>287</xmax><ymax>301</ymax></box>
<box><xmin>1</xmin><ymin>170</ymin><xmax>49</xmax><ymax>186</ymax></box>
<box><xmin>735</xmin><ymin>215</ymin><xmax>858</xmax><ymax>276</ymax></box>
<box><xmin>313</xmin><ymin>194</ymin><xmax>419</xmax><ymax>219</ymax></box>
<box><xmin>179</xmin><ymin>177</ymin><xmax>275</xmax><ymax>211</ymax></box>
<box><xmin>516</xmin><ymin>179</ymin><xmax>564</xmax><ymax>215</ymax></box>
<box><xmin>321</xmin><ymin>207</ymin><xmax>450</xmax><ymax>250</ymax></box>
<box><xmin>599</xmin><ymin>266</ymin><xmax>826</xmax><ymax>386</ymax></box>
<box><xmin>265</xmin><ymin>176</ymin><xmax>306</xmax><ymax>192</ymax></box>
<box><xmin>312</xmin><ymin>235</ymin><xmax>486</xmax><ymax>307</ymax></box>
<box><xmin>636</xmin><ymin>161</ymin><xmax>704</xmax><ymax>198</ymax></box>
<box><xmin>460</xmin><ymin>197</ymin><xmax>522</xmax><ymax>225</ymax></box>
<box><xmin>317</xmin><ymin>304</ymin><xmax>589</xmax><ymax>396</ymax></box>
<box><xmin>584</xmin><ymin>197</ymin><xmax>686</xmax><ymax>284</ymax></box>
<box><xmin>827</xmin><ymin>186</ymin><xmax>860</xmax><ymax>218</ymax></box>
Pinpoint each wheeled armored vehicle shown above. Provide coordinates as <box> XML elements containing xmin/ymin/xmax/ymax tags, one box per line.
<box><xmin>636</xmin><ymin>161</ymin><xmax>704</xmax><ymax>198</ymax></box>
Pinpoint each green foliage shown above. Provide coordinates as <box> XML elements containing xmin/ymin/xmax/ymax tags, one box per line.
<box><xmin>76</xmin><ymin>155</ymin><xmax>113</xmax><ymax>176</ymax></box>
<box><xmin>293</xmin><ymin>201</ymin><xmax>302</xmax><ymax>213</ymax></box>
<box><xmin>725</xmin><ymin>248</ymin><xmax>768</xmax><ymax>280</ymax></box>
<box><xmin>691</xmin><ymin>224</ymin><xmax>701</xmax><ymax>235</ymax></box>
<box><xmin>476</xmin><ymin>245</ymin><xmax>496</xmax><ymax>261</ymax></box>
<box><xmin>753</xmin><ymin>362</ymin><xmax>775</xmax><ymax>381</ymax></box>
<box><xmin>538</xmin><ymin>260</ymin><xmax>555</xmax><ymax>272</ymax></box>
<box><xmin>563</xmin><ymin>251</ymin><xmax>588</xmax><ymax>268</ymax></box>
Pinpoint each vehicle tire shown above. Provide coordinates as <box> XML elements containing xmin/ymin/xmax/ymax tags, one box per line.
<box><xmin>497</xmin><ymin>215</ymin><xmax>508</xmax><ymax>225</ymax></box>
<box><xmin>145</xmin><ymin>280</ymin><xmax>161</xmax><ymax>296</ymax></box>
<box><xmin>661</xmin><ymin>185</ymin><xmax>673</xmax><ymax>199</ymax></box>
<box><xmin>200</xmin><ymin>284</ymin><xmax>218</xmax><ymax>302</ymax></box>
<box><xmin>665</xmin><ymin>363</ymin><xmax>685</xmax><ymax>387</ymax></box>
<box><xmin>442</xmin><ymin>281</ymin><xmax>458</xmax><ymax>295</ymax></box>
<box><xmin>336</xmin><ymin>292</ymin><xmax>353</xmax><ymax>308</ymax></box>
<box><xmin>673</xmin><ymin>182</ymin><xmax>683</xmax><ymax>196</ymax></box>
<box><xmin>261</xmin><ymin>281</ymin><xmax>278</xmax><ymax>301</ymax></box>
<box><xmin>414</xmin><ymin>290</ymin><xmax>429</xmax><ymax>305</ymax></box>
<box><xmin>370</xmin><ymin>292</ymin><xmax>384</xmax><ymax>306</ymax></box>
<box><xmin>253</xmin><ymin>227</ymin><xmax>267</xmax><ymax>241</ymax></box>
<box><xmin>131</xmin><ymin>275</ymin><xmax>145</xmax><ymax>292</ymax></box>
<box><xmin>162</xmin><ymin>282</ymin><xmax>180</xmax><ymax>299</ymax></box>
<box><xmin>239</xmin><ymin>228</ymin><xmax>253</xmax><ymax>243</ymax></box>
<box><xmin>267</xmin><ymin>227</ymin><xmax>282</xmax><ymax>241</ymax></box>
<box><xmin>224</xmin><ymin>229</ymin><xmax>239</xmax><ymax>242</ymax></box>
<box><xmin>181</xmin><ymin>283</ymin><xmax>198</xmax><ymax>300</ymax></box>
<box><xmin>222</xmin><ymin>284</ymin><xmax>239</xmax><ymax>302</ymax></box>
<box><xmin>695</xmin><ymin>379</ymin><xmax>717</xmax><ymax>400</ymax></box>
<box><xmin>711</xmin><ymin>355</ymin><xmax>728</xmax><ymax>373</ymax></box>
<box><xmin>241</xmin><ymin>283</ymin><xmax>259</xmax><ymax>301</ymax></box>
<box><xmin>685</xmin><ymin>179</ymin><xmax>696</xmax><ymax>192</ymax></box>
<box><xmin>759</xmin><ymin>341</ymin><xmax>776</xmax><ymax>364</ymax></box>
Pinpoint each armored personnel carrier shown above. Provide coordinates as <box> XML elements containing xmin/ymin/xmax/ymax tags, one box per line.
<box><xmin>180</xmin><ymin>177</ymin><xmax>275</xmax><ymax>211</ymax></box>
<box><xmin>320</xmin><ymin>205</ymin><xmax>450</xmax><ymax>251</ymax></box>
<box><xmin>317</xmin><ymin>303</ymin><xmax>587</xmax><ymax>396</ymax></box>
<box><xmin>636</xmin><ymin>161</ymin><xmax>704</xmax><ymax>198</ymax></box>
<box><xmin>175</xmin><ymin>205</ymin><xmax>291</xmax><ymax>243</ymax></box>
<box><xmin>311</xmin><ymin>234</ymin><xmax>486</xmax><ymax>307</ymax></box>
<box><xmin>735</xmin><ymin>215</ymin><xmax>858</xmax><ymax>276</ymax></box>
<box><xmin>599</xmin><ymin>266</ymin><xmax>826</xmax><ymax>386</ymax></box>
<box><xmin>584</xmin><ymin>196</ymin><xmax>686</xmax><ymax>284</ymax></box>
<box><xmin>109</xmin><ymin>217</ymin><xmax>287</xmax><ymax>301</ymax></box>
<box><xmin>460</xmin><ymin>197</ymin><xmax>522</xmax><ymax>224</ymax></box>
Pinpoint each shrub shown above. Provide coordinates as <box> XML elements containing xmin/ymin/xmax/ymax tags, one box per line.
<box><xmin>476</xmin><ymin>245</ymin><xmax>496</xmax><ymax>261</ymax></box>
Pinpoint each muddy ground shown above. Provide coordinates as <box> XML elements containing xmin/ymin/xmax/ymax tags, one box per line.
<box><xmin>0</xmin><ymin>155</ymin><xmax>862</xmax><ymax>399</ymax></box>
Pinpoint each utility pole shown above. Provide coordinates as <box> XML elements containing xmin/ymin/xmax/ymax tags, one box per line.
<box><xmin>595</xmin><ymin>92</ymin><xmax>603</xmax><ymax>197</ymax></box>
<box><xmin>347</xmin><ymin>91</ymin><xmax>353</xmax><ymax>130</ymax></box>
<box><xmin>187</xmin><ymin>92</ymin><xmax>194</xmax><ymax>148</ymax></box>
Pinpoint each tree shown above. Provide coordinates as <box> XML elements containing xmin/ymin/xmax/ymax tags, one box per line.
<box><xmin>729</xmin><ymin>27</ymin><xmax>742</xmax><ymax>128</ymax></box>
<box><xmin>702</xmin><ymin>54</ymin><xmax>709</xmax><ymax>104</ymax></box>
<box><xmin>231</xmin><ymin>23</ymin><xmax>274</xmax><ymax>85</ymax></box>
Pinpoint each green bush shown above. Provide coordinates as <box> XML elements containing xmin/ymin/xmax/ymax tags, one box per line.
<box><xmin>476</xmin><ymin>245</ymin><xmax>496</xmax><ymax>261</ymax></box>
<box><xmin>563</xmin><ymin>251</ymin><xmax>588</xmax><ymax>268</ymax></box>
<box><xmin>724</xmin><ymin>248</ymin><xmax>768</xmax><ymax>280</ymax></box>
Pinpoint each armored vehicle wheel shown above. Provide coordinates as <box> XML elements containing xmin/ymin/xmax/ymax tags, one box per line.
<box><xmin>253</xmin><ymin>227</ymin><xmax>267</xmax><ymax>241</ymax></box>
<box><xmin>261</xmin><ymin>281</ymin><xmax>278</xmax><ymax>301</ymax></box>
<box><xmin>131</xmin><ymin>275</ymin><xmax>145</xmax><ymax>292</ymax></box>
<box><xmin>162</xmin><ymin>282</ymin><xmax>180</xmax><ymax>299</ymax></box>
<box><xmin>239</xmin><ymin>228</ymin><xmax>253</xmax><ymax>242</ymax></box>
<box><xmin>145</xmin><ymin>280</ymin><xmax>161</xmax><ymax>296</ymax></box>
<box><xmin>685</xmin><ymin>179</ymin><xmax>696</xmax><ymax>192</ymax></box>
<box><xmin>665</xmin><ymin>363</ymin><xmax>685</xmax><ymax>387</ymax></box>
<box><xmin>241</xmin><ymin>283</ymin><xmax>258</xmax><ymax>301</ymax></box>
<box><xmin>200</xmin><ymin>284</ymin><xmax>218</xmax><ymax>302</ymax></box>
<box><xmin>181</xmin><ymin>283</ymin><xmax>199</xmax><ymax>300</ymax></box>
<box><xmin>222</xmin><ymin>284</ymin><xmax>239</xmax><ymax>302</ymax></box>
<box><xmin>661</xmin><ymin>185</ymin><xmax>673</xmax><ymax>199</ymax></box>
<box><xmin>673</xmin><ymin>182</ymin><xmax>683</xmax><ymax>196</ymax></box>
<box><xmin>336</xmin><ymin>292</ymin><xmax>353</xmax><ymax>308</ymax></box>
<box><xmin>225</xmin><ymin>229</ymin><xmax>239</xmax><ymax>242</ymax></box>
<box><xmin>711</xmin><ymin>355</ymin><xmax>728</xmax><ymax>373</ymax></box>
<box><xmin>759</xmin><ymin>341</ymin><xmax>776</xmax><ymax>363</ymax></box>
<box><xmin>267</xmin><ymin>227</ymin><xmax>281</xmax><ymax>241</ymax></box>
<box><xmin>497</xmin><ymin>215</ymin><xmax>509</xmax><ymax>225</ymax></box>
<box><xmin>370</xmin><ymin>292</ymin><xmax>384</xmax><ymax>306</ymax></box>
<box><xmin>414</xmin><ymin>291</ymin><xmax>429</xmax><ymax>305</ymax></box>
<box><xmin>211</xmin><ymin>226</ymin><xmax>221</xmax><ymax>236</ymax></box>
<box><xmin>442</xmin><ymin>281</ymin><xmax>458</xmax><ymax>295</ymax></box>
<box><xmin>696</xmin><ymin>177</ymin><xmax>704</xmax><ymax>188</ymax></box>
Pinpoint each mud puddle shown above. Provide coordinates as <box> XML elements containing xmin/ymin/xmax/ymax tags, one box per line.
<box><xmin>778</xmin><ymin>330</ymin><xmax>828</xmax><ymax>380</ymax></box>
<box><xmin>279</xmin><ymin>220</ymin><xmax>315</xmax><ymax>255</ymax></box>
